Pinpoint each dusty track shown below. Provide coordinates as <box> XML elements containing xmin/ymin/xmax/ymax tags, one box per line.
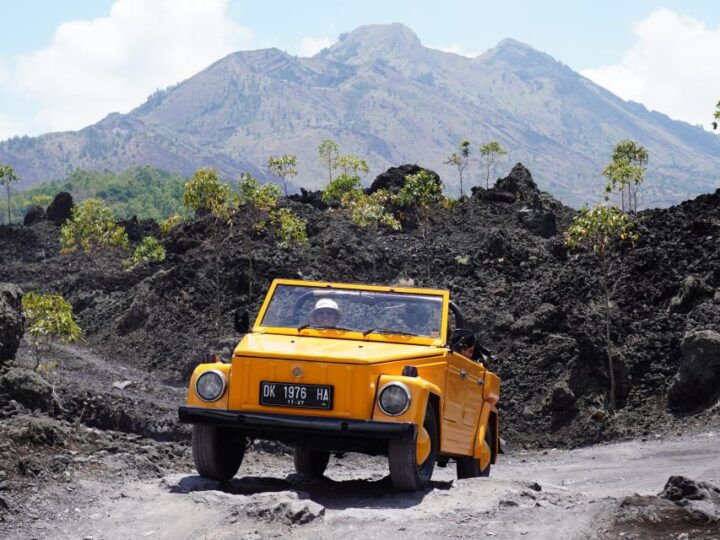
<box><xmin>8</xmin><ymin>431</ymin><xmax>719</xmax><ymax>540</ymax></box>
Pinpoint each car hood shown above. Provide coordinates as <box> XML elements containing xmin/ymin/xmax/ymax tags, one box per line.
<box><xmin>233</xmin><ymin>332</ymin><xmax>446</xmax><ymax>364</ymax></box>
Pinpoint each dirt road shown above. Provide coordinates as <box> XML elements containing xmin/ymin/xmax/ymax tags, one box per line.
<box><xmin>9</xmin><ymin>430</ymin><xmax>719</xmax><ymax>540</ymax></box>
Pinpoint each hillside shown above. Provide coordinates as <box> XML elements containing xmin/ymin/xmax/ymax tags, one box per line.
<box><xmin>2</xmin><ymin>164</ymin><xmax>719</xmax><ymax>449</ymax></box>
<box><xmin>1</xmin><ymin>23</ymin><xmax>720</xmax><ymax>208</ymax></box>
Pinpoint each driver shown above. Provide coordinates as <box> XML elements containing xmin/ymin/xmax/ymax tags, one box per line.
<box><xmin>308</xmin><ymin>298</ymin><xmax>342</xmax><ymax>327</ymax></box>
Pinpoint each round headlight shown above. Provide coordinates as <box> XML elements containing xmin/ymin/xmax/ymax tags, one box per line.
<box><xmin>378</xmin><ymin>382</ymin><xmax>411</xmax><ymax>416</ymax></box>
<box><xmin>195</xmin><ymin>370</ymin><xmax>226</xmax><ymax>402</ymax></box>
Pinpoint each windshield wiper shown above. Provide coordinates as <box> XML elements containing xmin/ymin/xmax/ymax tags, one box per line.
<box><xmin>362</xmin><ymin>327</ymin><xmax>419</xmax><ymax>337</ymax></box>
<box><xmin>298</xmin><ymin>324</ymin><xmax>354</xmax><ymax>332</ymax></box>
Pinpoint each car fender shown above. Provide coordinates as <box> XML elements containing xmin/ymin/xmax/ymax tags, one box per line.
<box><xmin>186</xmin><ymin>362</ymin><xmax>231</xmax><ymax>410</ymax></box>
<box><xmin>372</xmin><ymin>374</ymin><xmax>441</xmax><ymax>427</ymax></box>
<box><xmin>472</xmin><ymin>402</ymin><xmax>497</xmax><ymax>468</ymax></box>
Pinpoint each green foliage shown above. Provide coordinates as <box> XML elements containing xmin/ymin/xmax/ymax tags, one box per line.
<box><xmin>0</xmin><ymin>164</ymin><xmax>19</xmax><ymax>225</ymax></box>
<box><xmin>479</xmin><ymin>141</ymin><xmax>507</xmax><ymax>189</ymax></box>
<box><xmin>335</xmin><ymin>155</ymin><xmax>370</xmax><ymax>177</ymax></box>
<box><xmin>445</xmin><ymin>139</ymin><xmax>471</xmax><ymax>196</ymax></box>
<box><xmin>123</xmin><ymin>236</ymin><xmax>166</xmax><ymax>271</ymax></box>
<box><xmin>267</xmin><ymin>154</ymin><xmax>298</xmax><ymax>197</ymax></box>
<box><xmin>272</xmin><ymin>207</ymin><xmax>309</xmax><ymax>249</ymax></box>
<box><xmin>322</xmin><ymin>174</ymin><xmax>362</xmax><ymax>205</ymax></box>
<box><xmin>30</xmin><ymin>194</ymin><xmax>52</xmax><ymax>207</ymax></box>
<box><xmin>602</xmin><ymin>140</ymin><xmax>648</xmax><ymax>213</ymax></box>
<box><xmin>59</xmin><ymin>198</ymin><xmax>129</xmax><ymax>257</ymax></box>
<box><xmin>713</xmin><ymin>100</ymin><xmax>720</xmax><ymax>130</ymax></box>
<box><xmin>12</xmin><ymin>166</ymin><xmax>187</xmax><ymax>222</ymax></box>
<box><xmin>158</xmin><ymin>214</ymin><xmax>185</xmax><ymax>236</ymax></box>
<box><xmin>564</xmin><ymin>205</ymin><xmax>639</xmax><ymax>255</ymax></box>
<box><xmin>340</xmin><ymin>189</ymin><xmax>401</xmax><ymax>231</ymax></box>
<box><xmin>318</xmin><ymin>139</ymin><xmax>340</xmax><ymax>184</ymax></box>
<box><xmin>397</xmin><ymin>169</ymin><xmax>443</xmax><ymax>208</ymax></box>
<box><xmin>182</xmin><ymin>168</ymin><xmax>235</xmax><ymax>221</ymax></box>
<box><xmin>22</xmin><ymin>291</ymin><xmax>82</xmax><ymax>371</ymax></box>
<box><xmin>397</xmin><ymin>169</ymin><xmax>443</xmax><ymax>240</ymax></box>
<box><xmin>238</xmin><ymin>173</ymin><xmax>280</xmax><ymax>213</ymax></box>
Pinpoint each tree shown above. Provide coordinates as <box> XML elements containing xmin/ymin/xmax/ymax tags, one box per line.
<box><xmin>22</xmin><ymin>292</ymin><xmax>82</xmax><ymax>372</ymax></box>
<box><xmin>340</xmin><ymin>189</ymin><xmax>400</xmax><ymax>277</ymax></box>
<box><xmin>713</xmin><ymin>100</ymin><xmax>720</xmax><ymax>130</ymax></box>
<box><xmin>182</xmin><ymin>168</ymin><xmax>239</xmax><ymax>336</ymax></box>
<box><xmin>479</xmin><ymin>141</ymin><xmax>507</xmax><ymax>189</ymax></box>
<box><xmin>396</xmin><ymin>169</ymin><xmax>443</xmax><ymax>240</ymax></box>
<box><xmin>123</xmin><ymin>236</ymin><xmax>166</xmax><ymax>271</ymax></box>
<box><xmin>335</xmin><ymin>155</ymin><xmax>369</xmax><ymax>178</ymax></box>
<box><xmin>318</xmin><ymin>139</ymin><xmax>340</xmax><ymax>184</ymax></box>
<box><xmin>602</xmin><ymin>140</ymin><xmax>648</xmax><ymax>214</ymax></box>
<box><xmin>59</xmin><ymin>198</ymin><xmax>129</xmax><ymax>258</ymax></box>
<box><xmin>267</xmin><ymin>154</ymin><xmax>298</xmax><ymax>197</ymax></box>
<box><xmin>237</xmin><ymin>173</ymin><xmax>281</xmax><ymax>299</ymax></box>
<box><xmin>0</xmin><ymin>165</ymin><xmax>19</xmax><ymax>225</ymax></box>
<box><xmin>564</xmin><ymin>205</ymin><xmax>639</xmax><ymax>410</ymax></box>
<box><xmin>445</xmin><ymin>139</ymin><xmax>471</xmax><ymax>197</ymax></box>
<box><xmin>322</xmin><ymin>174</ymin><xmax>362</xmax><ymax>206</ymax></box>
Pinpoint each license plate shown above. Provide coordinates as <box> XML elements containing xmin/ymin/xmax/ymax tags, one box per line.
<box><xmin>259</xmin><ymin>381</ymin><xmax>333</xmax><ymax>410</ymax></box>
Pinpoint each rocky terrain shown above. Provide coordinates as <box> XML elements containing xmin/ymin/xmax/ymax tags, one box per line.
<box><xmin>0</xmin><ymin>163</ymin><xmax>719</xmax><ymax>538</ymax></box>
<box><xmin>3</xmin><ymin>23</ymin><xmax>720</xmax><ymax>207</ymax></box>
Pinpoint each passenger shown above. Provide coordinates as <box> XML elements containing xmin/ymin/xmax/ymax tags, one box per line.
<box><xmin>308</xmin><ymin>298</ymin><xmax>342</xmax><ymax>327</ymax></box>
<box><xmin>451</xmin><ymin>329</ymin><xmax>477</xmax><ymax>359</ymax></box>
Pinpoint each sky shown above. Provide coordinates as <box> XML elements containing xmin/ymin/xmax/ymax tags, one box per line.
<box><xmin>0</xmin><ymin>0</ymin><xmax>719</xmax><ymax>141</ymax></box>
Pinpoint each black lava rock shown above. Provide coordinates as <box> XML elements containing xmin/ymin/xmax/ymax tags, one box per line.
<box><xmin>46</xmin><ymin>192</ymin><xmax>74</xmax><ymax>225</ymax></box>
<box><xmin>668</xmin><ymin>330</ymin><xmax>720</xmax><ymax>413</ymax></box>
<box><xmin>0</xmin><ymin>283</ymin><xmax>24</xmax><ymax>365</ymax></box>
<box><xmin>23</xmin><ymin>205</ymin><xmax>45</xmax><ymax>226</ymax></box>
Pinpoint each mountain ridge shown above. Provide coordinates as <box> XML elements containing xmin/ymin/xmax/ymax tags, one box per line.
<box><xmin>1</xmin><ymin>23</ymin><xmax>719</xmax><ymax>208</ymax></box>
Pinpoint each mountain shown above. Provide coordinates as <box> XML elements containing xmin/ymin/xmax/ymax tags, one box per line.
<box><xmin>2</xmin><ymin>23</ymin><xmax>720</xmax><ymax>208</ymax></box>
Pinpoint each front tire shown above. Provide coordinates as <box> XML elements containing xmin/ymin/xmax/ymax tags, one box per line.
<box><xmin>192</xmin><ymin>424</ymin><xmax>245</xmax><ymax>481</ymax></box>
<box><xmin>293</xmin><ymin>447</ymin><xmax>330</xmax><ymax>478</ymax></box>
<box><xmin>388</xmin><ymin>404</ymin><xmax>438</xmax><ymax>491</ymax></box>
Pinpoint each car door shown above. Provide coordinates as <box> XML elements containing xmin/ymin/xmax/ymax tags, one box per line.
<box><xmin>442</xmin><ymin>353</ymin><xmax>478</xmax><ymax>454</ymax></box>
<box><xmin>462</xmin><ymin>358</ymin><xmax>485</xmax><ymax>429</ymax></box>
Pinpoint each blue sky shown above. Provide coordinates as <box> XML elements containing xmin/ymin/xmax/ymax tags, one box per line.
<box><xmin>1</xmin><ymin>0</ymin><xmax>719</xmax><ymax>140</ymax></box>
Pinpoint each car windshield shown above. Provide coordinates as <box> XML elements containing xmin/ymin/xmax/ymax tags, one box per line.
<box><xmin>261</xmin><ymin>284</ymin><xmax>444</xmax><ymax>339</ymax></box>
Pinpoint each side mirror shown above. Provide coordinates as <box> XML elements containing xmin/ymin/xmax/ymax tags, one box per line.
<box><xmin>233</xmin><ymin>310</ymin><xmax>250</xmax><ymax>334</ymax></box>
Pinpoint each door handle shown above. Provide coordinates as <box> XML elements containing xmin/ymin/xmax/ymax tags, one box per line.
<box><xmin>459</xmin><ymin>368</ymin><xmax>467</xmax><ymax>379</ymax></box>
<box><xmin>477</xmin><ymin>377</ymin><xmax>484</xmax><ymax>386</ymax></box>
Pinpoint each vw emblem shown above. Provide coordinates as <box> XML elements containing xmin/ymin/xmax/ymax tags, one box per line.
<box><xmin>292</xmin><ymin>366</ymin><xmax>303</xmax><ymax>379</ymax></box>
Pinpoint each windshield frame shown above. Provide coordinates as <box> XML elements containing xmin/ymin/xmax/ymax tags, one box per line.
<box><xmin>254</xmin><ymin>279</ymin><xmax>450</xmax><ymax>347</ymax></box>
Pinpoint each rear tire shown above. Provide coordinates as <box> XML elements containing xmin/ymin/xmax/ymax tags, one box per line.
<box><xmin>192</xmin><ymin>424</ymin><xmax>245</xmax><ymax>481</ymax></box>
<box><xmin>388</xmin><ymin>404</ymin><xmax>438</xmax><ymax>491</ymax></box>
<box><xmin>456</xmin><ymin>428</ymin><xmax>491</xmax><ymax>479</ymax></box>
<box><xmin>293</xmin><ymin>447</ymin><xmax>330</xmax><ymax>478</ymax></box>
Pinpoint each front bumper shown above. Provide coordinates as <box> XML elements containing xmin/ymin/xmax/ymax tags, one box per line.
<box><xmin>178</xmin><ymin>406</ymin><xmax>416</xmax><ymax>441</ymax></box>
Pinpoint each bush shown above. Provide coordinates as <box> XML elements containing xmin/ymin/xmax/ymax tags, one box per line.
<box><xmin>123</xmin><ymin>236</ymin><xmax>166</xmax><ymax>271</ymax></box>
<box><xmin>21</xmin><ymin>292</ymin><xmax>82</xmax><ymax>372</ymax></box>
<box><xmin>59</xmin><ymin>198</ymin><xmax>128</xmax><ymax>257</ymax></box>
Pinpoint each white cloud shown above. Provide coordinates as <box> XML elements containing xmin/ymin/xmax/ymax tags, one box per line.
<box><xmin>0</xmin><ymin>0</ymin><xmax>253</xmax><ymax>137</ymax></box>
<box><xmin>437</xmin><ymin>44</ymin><xmax>479</xmax><ymax>58</ymax></box>
<box><xmin>581</xmin><ymin>9</ymin><xmax>720</xmax><ymax>128</ymax></box>
<box><xmin>298</xmin><ymin>36</ymin><xmax>333</xmax><ymax>57</ymax></box>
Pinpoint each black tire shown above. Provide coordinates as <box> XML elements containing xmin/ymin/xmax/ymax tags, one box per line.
<box><xmin>388</xmin><ymin>403</ymin><xmax>438</xmax><ymax>491</ymax></box>
<box><xmin>191</xmin><ymin>424</ymin><xmax>245</xmax><ymax>481</ymax></box>
<box><xmin>456</xmin><ymin>429</ymin><xmax>491</xmax><ymax>479</ymax></box>
<box><xmin>293</xmin><ymin>447</ymin><xmax>330</xmax><ymax>478</ymax></box>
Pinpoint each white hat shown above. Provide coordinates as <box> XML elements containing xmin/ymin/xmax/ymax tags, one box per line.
<box><xmin>310</xmin><ymin>298</ymin><xmax>340</xmax><ymax>321</ymax></box>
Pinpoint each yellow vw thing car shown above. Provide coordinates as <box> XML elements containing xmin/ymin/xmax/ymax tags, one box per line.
<box><xmin>178</xmin><ymin>279</ymin><xmax>501</xmax><ymax>490</ymax></box>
